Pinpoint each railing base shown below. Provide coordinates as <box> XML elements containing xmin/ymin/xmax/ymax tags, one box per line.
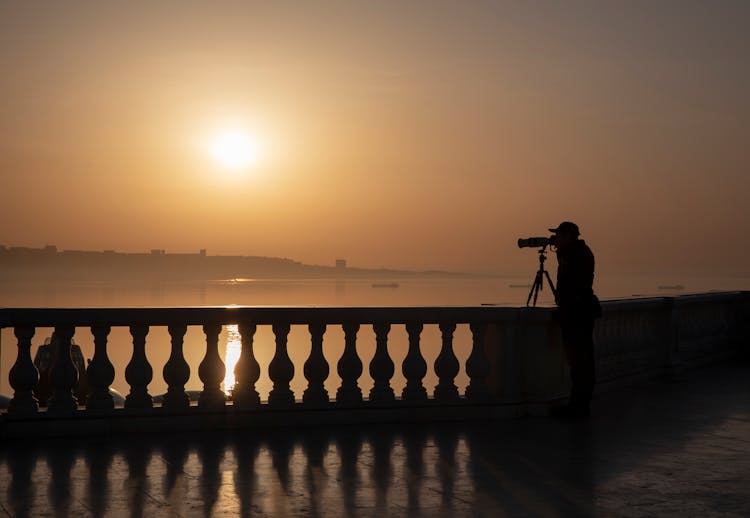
<box><xmin>0</xmin><ymin>399</ymin><xmax>561</xmax><ymax>439</ymax></box>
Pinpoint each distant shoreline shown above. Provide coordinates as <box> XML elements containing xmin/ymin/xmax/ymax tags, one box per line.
<box><xmin>0</xmin><ymin>244</ymin><xmax>489</xmax><ymax>282</ymax></box>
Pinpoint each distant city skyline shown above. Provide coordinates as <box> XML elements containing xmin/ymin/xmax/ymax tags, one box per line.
<box><xmin>0</xmin><ymin>242</ymin><xmax>480</xmax><ymax>281</ymax></box>
<box><xmin>1</xmin><ymin>2</ymin><xmax>749</xmax><ymax>275</ymax></box>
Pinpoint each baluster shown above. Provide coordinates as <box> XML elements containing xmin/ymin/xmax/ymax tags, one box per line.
<box><xmin>199</xmin><ymin>323</ymin><xmax>226</xmax><ymax>409</ymax></box>
<box><xmin>8</xmin><ymin>326</ymin><xmax>38</xmax><ymax>416</ymax></box>
<box><xmin>303</xmin><ymin>322</ymin><xmax>329</xmax><ymax>404</ymax></box>
<box><xmin>336</xmin><ymin>322</ymin><xmax>362</xmax><ymax>404</ymax></box>
<box><xmin>369</xmin><ymin>322</ymin><xmax>395</xmax><ymax>402</ymax></box>
<box><xmin>48</xmin><ymin>325</ymin><xmax>79</xmax><ymax>414</ymax></box>
<box><xmin>86</xmin><ymin>325</ymin><xmax>115</xmax><ymax>411</ymax></box>
<box><xmin>465</xmin><ymin>322</ymin><xmax>490</xmax><ymax>400</ymax></box>
<box><xmin>125</xmin><ymin>325</ymin><xmax>153</xmax><ymax>409</ymax></box>
<box><xmin>233</xmin><ymin>323</ymin><xmax>261</xmax><ymax>408</ymax></box>
<box><xmin>402</xmin><ymin>322</ymin><xmax>427</xmax><ymax>401</ymax></box>
<box><xmin>162</xmin><ymin>325</ymin><xmax>190</xmax><ymax>410</ymax></box>
<box><xmin>268</xmin><ymin>323</ymin><xmax>295</xmax><ymax>407</ymax></box>
<box><xmin>434</xmin><ymin>322</ymin><xmax>459</xmax><ymax>401</ymax></box>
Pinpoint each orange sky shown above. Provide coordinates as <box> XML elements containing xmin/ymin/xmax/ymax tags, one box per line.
<box><xmin>1</xmin><ymin>2</ymin><xmax>748</xmax><ymax>274</ymax></box>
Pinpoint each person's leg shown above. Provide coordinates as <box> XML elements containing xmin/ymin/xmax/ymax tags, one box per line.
<box><xmin>560</xmin><ymin>318</ymin><xmax>595</xmax><ymax>415</ymax></box>
<box><xmin>576</xmin><ymin>318</ymin><xmax>596</xmax><ymax>409</ymax></box>
<box><xmin>560</xmin><ymin>321</ymin><xmax>582</xmax><ymax>407</ymax></box>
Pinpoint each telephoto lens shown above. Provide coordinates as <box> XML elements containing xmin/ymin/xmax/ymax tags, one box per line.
<box><xmin>517</xmin><ymin>237</ymin><xmax>550</xmax><ymax>248</ymax></box>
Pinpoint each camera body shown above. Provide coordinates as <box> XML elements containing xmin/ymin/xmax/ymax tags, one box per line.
<box><xmin>517</xmin><ymin>235</ymin><xmax>557</xmax><ymax>249</ymax></box>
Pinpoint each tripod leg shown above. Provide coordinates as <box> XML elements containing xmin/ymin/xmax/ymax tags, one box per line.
<box><xmin>526</xmin><ymin>279</ymin><xmax>536</xmax><ymax>307</ymax></box>
<box><xmin>527</xmin><ymin>271</ymin><xmax>542</xmax><ymax>307</ymax></box>
<box><xmin>533</xmin><ymin>277</ymin><xmax>541</xmax><ymax>307</ymax></box>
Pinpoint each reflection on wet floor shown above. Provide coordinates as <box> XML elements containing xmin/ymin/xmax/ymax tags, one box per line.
<box><xmin>1</xmin><ymin>423</ymin><xmax>602</xmax><ymax>517</ymax></box>
<box><xmin>1</xmin><ymin>361</ymin><xmax>749</xmax><ymax>517</ymax></box>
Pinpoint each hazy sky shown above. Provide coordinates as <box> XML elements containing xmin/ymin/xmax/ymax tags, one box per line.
<box><xmin>1</xmin><ymin>1</ymin><xmax>748</xmax><ymax>274</ymax></box>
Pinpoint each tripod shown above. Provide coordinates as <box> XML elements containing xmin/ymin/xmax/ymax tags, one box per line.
<box><xmin>526</xmin><ymin>245</ymin><xmax>557</xmax><ymax>307</ymax></box>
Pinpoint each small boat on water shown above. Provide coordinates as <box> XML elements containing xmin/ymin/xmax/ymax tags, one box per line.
<box><xmin>372</xmin><ymin>282</ymin><xmax>399</xmax><ymax>288</ymax></box>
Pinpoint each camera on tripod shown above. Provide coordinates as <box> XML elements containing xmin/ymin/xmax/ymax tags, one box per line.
<box><xmin>517</xmin><ymin>234</ymin><xmax>557</xmax><ymax>306</ymax></box>
<box><xmin>517</xmin><ymin>235</ymin><xmax>557</xmax><ymax>249</ymax></box>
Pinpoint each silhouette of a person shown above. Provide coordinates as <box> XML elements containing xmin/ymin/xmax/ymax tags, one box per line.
<box><xmin>549</xmin><ymin>221</ymin><xmax>601</xmax><ymax>418</ymax></box>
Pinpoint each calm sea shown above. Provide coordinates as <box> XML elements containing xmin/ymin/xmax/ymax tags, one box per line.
<box><xmin>1</xmin><ymin>274</ymin><xmax>747</xmax><ymax>398</ymax></box>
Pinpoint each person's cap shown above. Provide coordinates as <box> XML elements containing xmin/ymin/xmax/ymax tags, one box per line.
<box><xmin>548</xmin><ymin>221</ymin><xmax>580</xmax><ymax>236</ymax></box>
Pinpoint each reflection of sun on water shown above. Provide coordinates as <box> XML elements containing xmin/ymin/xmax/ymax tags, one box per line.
<box><xmin>223</xmin><ymin>324</ymin><xmax>242</xmax><ymax>395</ymax></box>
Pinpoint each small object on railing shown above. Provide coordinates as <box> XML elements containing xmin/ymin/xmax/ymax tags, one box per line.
<box><xmin>48</xmin><ymin>326</ymin><xmax>79</xmax><ymax>414</ymax></box>
<box><xmin>33</xmin><ymin>333</ymin><xmax>88</xmax><ymax>407</ymax></box>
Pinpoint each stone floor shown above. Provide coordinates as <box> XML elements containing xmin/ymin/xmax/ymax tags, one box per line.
<box><xmin>0</xmin><ymin>360</ymin><xmax>748</xmax><ymax>517</ymax></box>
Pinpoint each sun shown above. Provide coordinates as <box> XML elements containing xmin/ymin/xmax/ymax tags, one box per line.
<box><xmin>209</xmin><ymin>129</ymin><xmax>261</xmax><ymax>170</ymax></box>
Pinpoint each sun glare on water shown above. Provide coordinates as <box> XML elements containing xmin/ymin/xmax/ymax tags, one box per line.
<box><xmin>209</xmin><ymin>128</ymin><xmax>261</xmax><ymax>170</ymax></box>
<box><xmin>223</xmin><ymin>324</ymin><xmax>242</xmax><ymax>395</ymax></box>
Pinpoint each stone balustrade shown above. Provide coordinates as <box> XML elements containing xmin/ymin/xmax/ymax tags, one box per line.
<box><xmin>593</xmin><ymin>292</ymin><xmax>747</xmax><ymax>389</ymax></box>
<box><xmin>0</xmin><ymin>292</ymin><xmax>747</xmax><ymax>436</ymax></box>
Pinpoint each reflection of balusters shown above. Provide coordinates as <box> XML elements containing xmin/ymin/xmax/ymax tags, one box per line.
<box><xmin>405</xmin><ymin>428</ymin><xmax>427</xmax><ymax>516</ymax></box>
<box><xmin>49</xmin><ymin>325</ymin><xmax>79</xmax><ymax>414</ymax></box>
<box><xmin>269</xmin><ymin>323</ymin><xmax>294</xmax><ymax>407</ymax></box>
<box><xmin>233</xmin><ymin>437</ymin><xmax>261</xmax><ymax>517</ymax></box>
<box><xmin>199</xmin><ymin>323</ymin><xmax>226</xmax><ymax>409</ymax></box>
<box><xmin>303</xmin><ymin>322</ymin><xmax>329</xmax><ymax>404</ymax></box>
<box><xmin>369</xmin><ymin>322</ymin><xmax>395</xmax><ymax>402</ymax></box>
<box><xmin>233</xmin><ymin>323</ymin><xmax>261</xmax><ymax>408</ymax></box>
<box><xmin>402</xmin><ymin>322</ymin><xmax>427</xmax><ymax>401</ymax></box>
<box><xmin>197</xmin><ymin>440</ymin><xmax>225</xmax><ymax>516</ymax></box>
<box><xmin>7</xmin><ymin>445</ymin><xmax>37</xmax><ymax>517</ymax></box>
<box><xmin>49</xmin><ymin>440</ymin><xmax>77</xmax><ymax>515</ymax></box>
<box><xmin>434</xmin><ymin>322</ymin><xmax>459</xmax><ymax>401</ymax></box>
<box><xmin>87</xmin><ymin>325</ymin><xmax>115</xmax><ymax>411</ymax></box>
<box><xmin>8</xmin><ymin>325</ymin><xmax>38</xmax><ymax>415</ymax></box>
<box><xmin>465</xmin><ymin>322</ymin><xmax>490</xmax><ymax>400</ymax></box>
<box><xmin>337</xmin><ymin>430</ymin><xmax>362</xmax><ymax>516</ymax></box>
<box><xmin>84</xmin><ymin>440</ymin><xmax>113</xmax><ymax>518</ymax></box>
<box><xmin>434</xmin><ymin>428</ymin><xmax>459</xmax><ymax>510</ymax></box>
<box><xmin>301</xmin><ymin>430</ymin><xmax>329</xmax><ymax>515</ymax></box>
<box><xmin>124</xmin><ymin>442</ymin><xmax>152</xmax><ymax>517</ymax></box>
<box><xmin>337</xmin><ymin>322</ymin><xmax>362</xmax><ymax>403</ymax></box>
<box><xmin>368</xmin><ymin>426</ymin><xmax>395</xmax><ymax>515</ymax></box>
<box><xmin>163</xmin><ymin>325</ymin><xmax>190</xmax><ymax>410</ymax></box>
<box><xmin>125</xmin><ymin>325</ymin><xmax>153</xmax><ymax>409</ymax></box>
<box><xmin>269</xmin><ymin>433</ymin><xmax>295</xmax><ymax>498</ymax></box>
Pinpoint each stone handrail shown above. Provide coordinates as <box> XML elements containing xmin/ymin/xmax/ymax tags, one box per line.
<box><xmin>0</xmin><ymin>292</ymin><xmax>747</xmax><ymax>434</ymax></box>
<box><xmin>0</xmin><ymin>306</ymin><xmax>509</xmax><ymax>418</ymax></box>
<box><xmin>594</xmin><ymin>292</ymin><xmax>747</xmax><ymax>388</ymax></box>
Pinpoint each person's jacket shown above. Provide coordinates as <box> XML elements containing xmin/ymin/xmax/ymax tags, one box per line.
<box><xmin>555</xmin><ymin>239</ymin><xmax>600</xmax><ymax>318</ymax></box>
